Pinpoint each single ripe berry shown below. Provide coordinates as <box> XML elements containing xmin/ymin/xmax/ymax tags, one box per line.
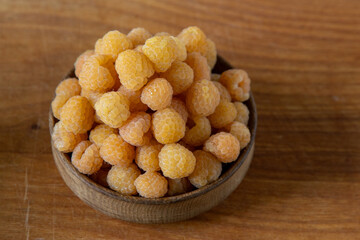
<box><xmin>60</xmin><ymin>96</ymin><xmax>94</xmax><ymax>134</ymax></box>
<box><xmin>107</xmin><ymin>163</ymin><xmax>140</xmax><ymax>195</ymax></box>
<box><xmin>127</xmin><ymin>27</ymin><xmax>152</xmax><ymax>46</ymax></box>
<box><xmin>135</xmin><ymin>172</ymin><xmax>168</xmax><ymax>198</ymax></box>
<box><xmin>159</xmin><ymin>143</ymin><xmax>196</xmax><ymax>179</ymax></box>
<box><xmin>169</xmin><ymin>97</ymin><xmax>188</xmax><ymax>123</ymax></box>
<box><xmin>212</xmin><ymin>81</ymin><xmax>231</xmax><ymax>102</ymax></box>
<box><xmin>185</xmin><ymin>52</ymin><xmax>210</xmax><ymax>81</ymax></box>
<box><xmin>71</xmin><ymin>141</ymin><xmax>103</xmax><ymax>175</ymax></box>
<box><xmin>89</xmin><ymin>168</ymin><xmax>109</xmax><ymax>188</ymax></box>
<box><xmin>234</xmin><ymin>102</ymin><xmax>249</xmax><ymax>125</ymax></box>
<box><xmin>188</xmin><ymin>150</ymin><xmax>222</xmax><ymax>188</ymax></box>
<box><xmin>119</xmin><ymin>112</ymin><xmax>152</xmax><ymax>146</ymax></box>
<box><xmin>152</xmin><ymin>108</ymin><xmax>185</xmax><ymax>144</ymax></box>
<box><xmin>135</xmin><ymin>140</ymin><xmax>163</xmax><ymax>172</ymax></box>
<box><xmin>171</xmin><ymin>36</ymin><xmax>187</xmax><ymax>62</ymax></box>
<box><xmin>55</xmin><ymin>78</ymin><xmax>81</xmax><ymax>97</ymax></box>
<box><xmin>208</xmin><ymin>100</ymin><xmax>237</xmax><ymax>128</ymax></box>
<box><xmin>141</xmin><ymin>78</ymin><xmax>173</xmax><ymax>111</ymax></box>
<box><xmin>182</xmin><ymin>116</ymin><xmax>211</xmax><ymax>147</ymax></box>
<box><xmin>186</xmin><ymin>79</ymin><xmax>220</xmax><ymax>117</ymax></box>
<box><xmin>143</xmin><ymin>36</ymin><xmax>177</xmax><ymax>72</ymax></box>
<box><xmin>95</xmin><ymin>30</ymin><xmax>133</xmax><ymax>61</ymax></box>
<box><xmin>220</xmin><ymin>69</ymin><xmax>251</xmax><ymax>102</ymax></box>
<box><xmin>115</xmin><ymin>50</ymin><xmax>154</xmax><ymax>91</ymax></box>
<box><xmin>80</xmin><ymin>88</ymin><xmax>104</xmax><ymax>108</ymax></box>
<box><xmin>203</xmin><ymin>132</ymin><xmax>240</xmax><ymax>163</ymax></box>
<box><xmin>160</xmin><ymin>61</ymin><xmax>194</xmax><ymax>95</ymax></box>
<box><xmin>89</xmin><ymin>124</ymin><xmax>117</xmax><ymax>148</ymax></box>
<box><xmin>177</xmin><ymin>26</ymin><xmax>208</xmax><ymax>56</ymax></box>
<box><xmin>94</xmin><ymin>91</ymin><xmax>130</xmax><ymax>128</ymax></box>
<box><xmin>211</xmin><ymin>73</ymin><xmax>221</xmax><ymax>82</ymax></box>
<box><xmin>100</xmin><ymin>134</ymin><xmax>135</xmax><ymax>166</ymax></box>
<box><xmin>167</xmin><ymin>178</ymin><xmax>193</xmax><ymax>196</ymax></box>
<box><xmin>117</xmin><ymin>85</ymin><xmax>148</xmax><ymax>112</ymax></box>
<box><xmin>52</xmin><ymin>122</ymin><xmax>87</xmax><ymax>153</ymax></box>
<box><xmin>74</xmin><ymin>50</ymin><xmax>94</xmax><ymax>77</ymax></box>
<box><xmin>204</xmin><ymin>38</ymin><xmax>217</xmax><ymax>69</ymax></box>
<box><xmin>224</xmin><ymin>121</ymin><xmax>251</xmax><ymax>150</ymax></box>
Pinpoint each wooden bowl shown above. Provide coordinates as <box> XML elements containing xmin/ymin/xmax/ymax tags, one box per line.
<box><xmin>49</xmin><ymin>56</ymin><xmax>257</xmax><ymax>224</ymax></box>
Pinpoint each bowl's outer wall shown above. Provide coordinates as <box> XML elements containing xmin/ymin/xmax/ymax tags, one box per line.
<box><xmin>50</xmin><ymin>56</ymin><xmax>257</xmax><ymax>223</ymax></box>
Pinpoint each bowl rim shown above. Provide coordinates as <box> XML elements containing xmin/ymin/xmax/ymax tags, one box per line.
<box><xmin>50</xmin><ymin>56</ymin><xmax>257</xmax><ymax>205</ymax></box>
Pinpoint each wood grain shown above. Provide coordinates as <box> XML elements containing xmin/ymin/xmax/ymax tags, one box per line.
<box><xmin>0</xmin><ymin>0</ymin><xmax>360</xmax><ymax>239</ymax></box>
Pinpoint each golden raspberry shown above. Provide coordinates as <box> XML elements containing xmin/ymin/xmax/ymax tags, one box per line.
<box><xmin>89</xmin><ymin>124</ymin><xmax>117</xmax><ymax>148</ymax></box>
<box><xmin>52</xmin><ymin>94</ymin><xmax>70</xmax><ymax>120</ymax></box>
<box><xmin>60</xmin><ymin>96</ymin><xmax>94</xmax><ymax>134</ymax></box>
<box><xmin>220</xmin><ymin>69</ymin><xmax>251</xmax><ymax>102</ymax></box>
<box><xmin>119</xmin><ymin>112</ymin><xmax>152</xmax><ymax>146</ymax></box>
<box><xmin>135</xmin><ymin>172</ymin><xmax>168</xmax><ymax>198</ymax></box>
<box><xmin>74</xmin><ymin>50</ymin><xmax>94</xmax><ymax>77</ymax></box>
<box><xmin>152</xmin><ymin>108</ymin><xmax>185</xmax><ymax>144</ymax></box>
<box><xmin>167</xmin><ymin>178</ymin><xmax>193</xmax><ymax>196</ymax></box>
<box><xmin>89</xmin><ymin>168</ymin><xmax>109</xmax><ymax>188</ymax></box>
<box><xmin>95</xmin><ymin>30</ymin><xmax>133</xmax><ymax>61</ymax></box>
<box><xmin>80</xmin><ymin>88</ymin><xmax>104</xmax><ymax>108</ymax></box>
<box><xmin>224</xmin><ymin>121</ymin><xmax>251</xmax><ymax>150</ymax></box>
<box><xmin>204</xmin><ymin>38</ymin><xmax>217</xmax><ymax>69</ymax></box>
<box><xmin>188</xmin><ymin>150</ymin><xmax>222</xmax><ymax>188</ymax></box>
<box><xmin>169</xmin><ymin>97</ymin><xmax>188</xmax><ymax>123</ymax></box>
<box><xmin>185</xmin><ymin>52</ymin><xmax>210</xmax><ymax>82</ymax></box>
<box><xmin>143</xmin><ymin>36</ymin><xmax>177</xmax><ymax>72</ymax></box>
<box><xmin>94</xmin><ymin>92</ymin><xmax>130</xmax><ymax>128</ymax></box>
<box><xmin>182</xmin><ymin>116</ymin><xmax>211</xmax><ymax>147</ymax></box>
<box><xmin>52</xmin><ymin>122</ymin><xmax>87</xmax><ymax>153</ymax></box>
<box><xmin>234</xmin><ymin>102</ymin><xmax>250</xmax><ymax>125</ymax></box>
<box><xmin>171</xmin><ymin>36</ymin><xmax>187</xmax><ymax>61</ymax></box>
<box><xmin>208</xmin><ymin>100</ymin><xmax>237</xmax><ymax>128</ymax></box>
<box><xmin>159</xmin><ymin>143</ymin><xmax>196</xmax><ymax>179</ymax></box>
<box><xmin>135</xmin><ymin>140</ymin><xmax>163</xmax><ymax>172</ymax></box>
<box><xmin>100</xmin><ymin>134</ymin><xmax>135</xmax><ymax>166</ymax></box>
<box><xmin>211</xmin><ymin>73</ymin><xmax>221</xmax><ymax>82</ymax></box>
<box><xmin>117</xmin><ymin>85</ymin><xmax>148</xmax><ymax>112</ymax></box>
<box><xmin>212</xmin><ymin>81</ymin><xmax>231</xmax><ymax>102</ymax></box>
<box><xmin>140</xmin><ymin>78</ymin><xmax>173</xmax><ymax>111</ymax></box>
<box><xmin>203</xmin><ymin>132</ymin><xmax>240</xmax><ymax>163</ymax></box>
<box><xmin>55</xmin><ymin>78</ymin><xmax>81</xmax><ymax>97</ymax></box>
<box><xmin>107</xmin><ymin>163</ymin><xmax>140</xmax><ymax>195</ymax></box>
<box><xmin>115</xmin><ymin>49</ymin><xmax>154</xmax><ymax>91</ymax></box>
<box><xmin>127</xmin><ymin>27</ymin><xmax>152</xmax><ymax>46</ymax></box>
<box><xmin>186</xmin><ymin>79</ymin><xmax>220</xmax><ymax>117</ymax></box>
<box><xmin>160</xmin><ymin>61</ymin><xmax>193</xmax><ymax>95</ymax></box>
<box><xmin>177</xmin><ymin>26</ymin><xmax>208</xmax><ymax>55</ymax></box>
<box><xmin>71</xmin><ymin>141</ymin><xmax>103</xmax><ymax>175</ymax></box>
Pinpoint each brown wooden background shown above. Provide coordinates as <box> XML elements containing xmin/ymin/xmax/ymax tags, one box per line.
<box><xmin>1</xmin><ymin>0</ymin><xmax>360</xmax><ymax>239</ymax></box>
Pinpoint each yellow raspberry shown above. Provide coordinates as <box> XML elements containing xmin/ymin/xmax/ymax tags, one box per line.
<box><xmin>100</xmin><ymin>134</ymin><xmax>135</xmax><ymax>166</ymax></box>
<box><xmin>208</xmin><ymin>100</ymin><xmax>237</xmax><ymax>128</ymax></box>
<box><xmin>135</xmin><ymin>140</ymin><xmax>163</xmax><ymax>172</ymax></box>
<box><xmin>169</xmin><ymin>97</ymin><xmax>188</xmax><ymax>123</ymax></box>
<box><xmin>234</xmin><ymin>102</ymin><xmax>249</xmax><ymax>125</ymax></box>
<box><xmin>186</xmin><ymin>79</ymin><xmax>220</xmax><ymax>117</ymax></box>
<box><xmin>55</xmin><ymin>78</ymin><xmax>81</xmax><ymax>97</ymax></box>
<box><xmin>204</xmin><ymin>38</ymin><xmax>217</xmax><ymax>69</ymax></box>
<box><xmin>119</xmin><ymin>112</ymin><xmax>152</xmax><ymax>146</ymax></box>
<box><xmin>107</xmin><ymin>164</ymin><xmax>140</xmax><ymax>195</ymax></box>
<box><xmin>60</xmin><ymin>96</ymin><xmax>94</xmax><ymax>134</ymax></box>
<box><xmin>182</xmin><ymin>116</ymin><xmax>211</xmax><ymax>147</ymax></box>
<box><xmin>135</xmin><ymin>172</ymin><xmax>168</xmax><ymax>198</ymax></box>
<box><xmin>52</xmin><ymin>122</ymin><xmax>87</xmax><ymax>153</ymax></box>
<box><xmin>211</xmin><ymin>73</ymin><xmax>221</xmax><ymax>82</ymax></box>
<box><xmin>152</xmin><ymin>108</ymin><xmax>185</xmax><ymax>144</ymax></box>
<box><xmin>143</xmin><ymin>36</ymin><xmax>177</xmax><ymax>72</ymax></box>
<box><xmin>117</xmin><ymin>85</ymin><xmax>148</xmax><ymax>112</ymax></box>
<box><xmin>167</xmin><ymin>178</ymin><xmax>193</xmax><ymax>196</ymax></box>
<box><xmin>185</xmin><ymin>52</ymin><xmax>210</xmax><ymax>82</ymax></box>
<box><xmin>115</xmin><ymin>49</ymin><xmax>154</xmax><ymax>91</ymax></box>
<box><xmin>203</xmin><ymin>132</ymin><xmax>240</xmax><ymax>163</ymax></box>
<box><xmin>160</xmin><ymin>61</ymin><xmax>194</xmax><ymax>95</ymax></box>
<box><xmin>220</xmin><ymin>69</ymin><xmax>251</xmax><ymax>102</ymax></box>
<box><xmin>94</xmin><ymin>92</ymin><xmax>130</xmax><ymax>128</ymax></box>
<box><xmin>159</xmin><ymin>143</ymin><xmax>196</xmax><ymax>179</ymax></box>
<box><xmin>74</xmin><ymin>50</ymin><xmax>94</xmax><ymax>77</ymax></box>
<box><xmin>127</xmin><ymin>27</ymin><xmax>152</xmax><ymax>46</ymax></box>
<box><xmin>71</xmin><ymin>141</ymin><xmax>103</xmax><ymax>175</ymax></box>
<box><xmin>224</xmin><ymin>121</ymin><xmax>251</xmax><ymax>150</ymax></box>
<box><xmin>141</xmin><ymin>78</ymin><xmax>173</xmax><ymax>111</ymax></box>
<box><xmin>188</xmin><ymin>150</ymin><xmax>222</xmax><ymax>188</ymax></box>
<box><xmin>89</xmin><ymin>168</ymin><xmax>109</xmax><ymax>188</ymax></box>
<box><xmin>51</xmin><ymin>94</ymin><xmax>70</xmax><ymax>120</ymax></box>
<box><xmin>171</xmin><ymin>36</ymin><xmax>187</xmax><ymax>62</ymax></box>
<box><xmin>95</xmin><ymin>30</ymin><xmax>133</xmax><ymax>61</ymax></box>
<box><xmin>89</xmin><ymin>124</ymin><xmax>117</xmax><ymax>148</ymax></box>
<box><xmin>212</xmin><ymin>81</ymin><xmax>231</xmax><ymax>102</ymax></box>
<box><xmin>177</xmin><ymin>26</ymin><xmax>208</xmax><ymax>55</ymax></box>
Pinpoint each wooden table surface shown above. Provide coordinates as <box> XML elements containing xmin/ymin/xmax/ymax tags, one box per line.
<box><xmin>1</xmin><ymin>0</ymin><xmax>360</xmax><ymax>239</ymax></box>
